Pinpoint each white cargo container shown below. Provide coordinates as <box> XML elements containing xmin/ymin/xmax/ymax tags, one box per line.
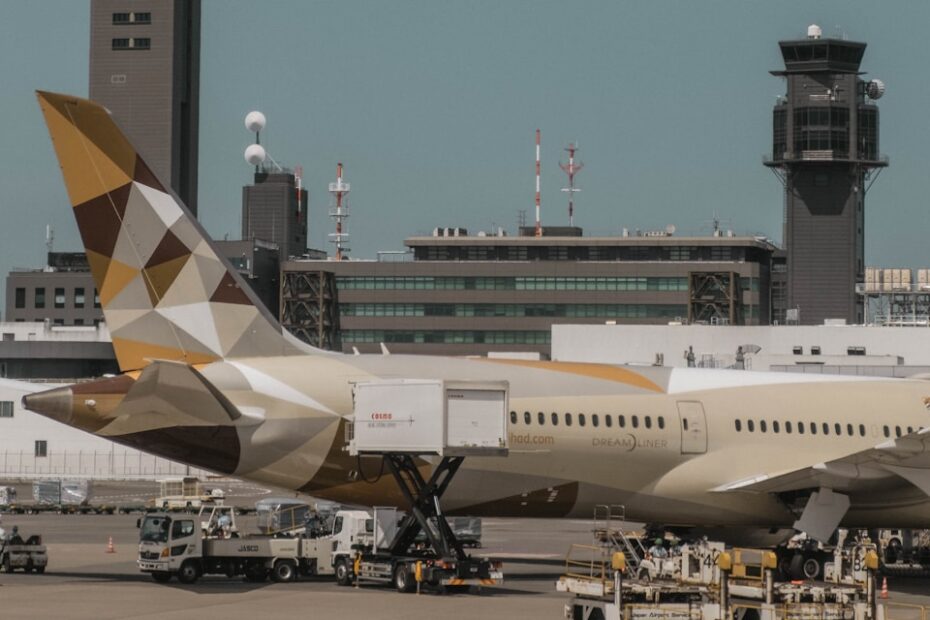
<box><xmin>349</xmin><ymin>380</ymin><xmax>508</xmax><ymax>457</ymax></box>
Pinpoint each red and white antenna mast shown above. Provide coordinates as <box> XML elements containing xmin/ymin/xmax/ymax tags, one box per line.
<box><xmin>328</xmin><ymin>163</ymin><xmax>350</xmax><ymax>260</ymax></box>
<box><xmin>534</xmin><ymin>129</ymin><xmax>542</xmax><ymax>237</ymax></box>
<box><xmin>560</xmin><ymin>143</ymin><xmax>584</xmax><ymax>226</ymax></box>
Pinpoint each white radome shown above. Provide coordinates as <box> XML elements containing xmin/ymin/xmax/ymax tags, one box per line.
<box><xmin>244</xmin><ymin>144</ymin><xmax>266</xmax><ymax>166</ymax></box>
<box><xmin>867</xmin><ymin>79</ymin><xmax>885</xmax><ymax>100</ymax></box>
<box><xmin>245</xmin><ymin>111</ymin><xmax>266</xmax><ymax>133</ymax></box>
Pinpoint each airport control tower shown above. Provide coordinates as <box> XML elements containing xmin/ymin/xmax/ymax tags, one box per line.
<box><xmin>765</xmin><ymin>25</ymin><xmax>886</xmax><ymax>325</ymax></box>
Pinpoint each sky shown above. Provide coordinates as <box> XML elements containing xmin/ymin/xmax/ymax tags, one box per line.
<box><xmin>3</xmin><ymin>1</ymin><xmax>930</xmax><ymax>304</ymax></box>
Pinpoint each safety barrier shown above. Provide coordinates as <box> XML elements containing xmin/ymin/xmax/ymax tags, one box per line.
<box><xmin>564</xmin><ymin>543</ymin><xmax>611</xmax><ymax>585</ymax></box>
<box><xmin>0</xmin><ymin>450</ymin><xmax>211</xmax><ymax>479</ymax></box>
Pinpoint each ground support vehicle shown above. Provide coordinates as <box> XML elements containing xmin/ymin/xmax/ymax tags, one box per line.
<box><xmin>335</xmin><ymin>455</ymin><xmax>504</xmax><ymax>593</ymax></box>
<box><xmin>137</xmin><ymin>505</ymin><xmax>342</xmax><ymax>584</ymax></box>
<box><xmin>0</xmin><ymin>534</ymin><xmax>48</xmax><ymax>574</ymax></box>
<box><xmin>339</xmin><ymin>379</ymin><xmax>509</xmax><ymax>593</ymax></box>
<box><xmin>153</xmin><ymin>477</ymin><xmax>223</xmax><ymax>511</ymax></box>
<box><xmin>558</xmin><ymin>512</ymin><xmax>883</xmax><ymax>620</ymax></box>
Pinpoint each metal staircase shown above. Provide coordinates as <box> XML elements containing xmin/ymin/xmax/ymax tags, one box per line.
<box><xmin>593</xmin><ymin>504</ymin><xmax>647</xmax><ymax>575</ymax></box>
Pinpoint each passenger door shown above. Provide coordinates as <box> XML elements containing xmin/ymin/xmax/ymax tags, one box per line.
<box><xmin>677</xmin><ymin>401</ymin><xmax>707</xmax><ymax>455</ymax></box>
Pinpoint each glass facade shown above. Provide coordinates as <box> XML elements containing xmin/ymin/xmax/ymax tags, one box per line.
<box><xmin>341</xmin><ymin>303</ymin><xmax>688</xmax><ymax>319</ymax></box>
<box><xmin>342</xmin><ymin>330</ymin><xmax>551</xmax><ymax>345</ymax></box>
<box><xmin>336</xmin><ymin>276</ymin><xmax>689</xmax><ymax>292</ymax></box>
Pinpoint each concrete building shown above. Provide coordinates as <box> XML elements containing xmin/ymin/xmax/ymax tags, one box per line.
<box><xmin>0</xmin><ymin>322</ymin><xmax>116</xmax><ymax>380</ymax></box>
<box><xmin>765</xmin><ymin>25</ymin><xmax>887</xmax><ymax>325</ymax></box>
<box><xmin>552</xmin><ymin>323</ymin><xmax>930</xmax><ymax>376</ymax></box>
<box><xmin>89</xmin><ymin>0</ymin><xmax>201</xmax><ymax>215</ymax></box>
<box><xmin>281</xmin><ymin>231</ymin><xmax>777</xmax><ymax>357</ymax></box>
<box><xmin>6</xmin><ymin>253</ymin><xmax>104</xmax><ymax>326</ymax></box>
<box><xmin>242</xmin><ymin>170</ymin><xmax>308</xmax><ymax>261</ymax></box>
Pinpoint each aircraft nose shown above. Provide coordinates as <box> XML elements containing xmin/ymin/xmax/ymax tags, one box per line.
<box><xmin>22</xmin><ymin>386</ymin><xmax>74</xmax><ymax>425</ymax></box>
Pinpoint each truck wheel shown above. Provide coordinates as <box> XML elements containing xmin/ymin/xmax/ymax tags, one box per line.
<box><xmin>152</xmin><ymin>571</ymin><xmax>172</xmax><ymax>583</ymax></box>
<box><xmin>802</xmin><ymin>557</ymin><xmax>821</xmax><ymax>580</ymax></box>
<box><xmin>244</xmin><ymin>562</ymin><xmax>268</xmax><ymax>583</ymax></box>
<box><xmin>35</xmin><ymin>566</ymin><xmax>46</xmax><ymax>575</ymax></box>
<box><xmin>2</xmin><ymin>556</ymin><xmax>10</xmax><ymax>573</ymax></box>
<box><xmin>393</xmin><ymin>563</ymin><xmax>415</xmax><ymax>593</ymax></box>
<box><xmin>335</xmin><ymin>559</ymin><xmax>353</xmax><ymax>586</ymax></box>
<box><xmin>272</xmin><ymin>560</ymin><xmax>297</xmax><ymax>583</ymax></box>
<box><xmin>177</xmin><ymin>560</ymin><xmax>201</xmax><ymax>584</ymax></box>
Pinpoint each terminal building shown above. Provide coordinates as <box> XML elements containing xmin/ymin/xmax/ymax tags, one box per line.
<box><xmin>281</xmin><ymin>229</ymin><xmax>778</xmax><ymax>357</ymax></box>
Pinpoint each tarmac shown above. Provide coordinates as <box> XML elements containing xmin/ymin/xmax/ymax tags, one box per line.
<box><xmin>2</xmin><ymin>479</ymin><xmax>930</xmax><ymax>619</ymax></box>
<box><xmin>0</xmin><ymin>512</ymin><xmax>580</xmax><ymax>620</ymax></box>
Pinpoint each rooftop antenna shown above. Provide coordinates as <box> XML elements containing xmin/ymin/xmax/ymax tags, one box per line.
<box><xmin>328</xmin><ymin>163</ymin><xmax>350</xmax><ymax>260</ymax></box>
<box><xmin>534</xmin><ymin>129</ymin><xmax>542</xmax><ymax>237</ymax></box>
<box><xmin>45</xmin><ymin>224</ymin><xmax>54</xmax><ymax>254</ymax></box>
<box><xmin>559</xmin><ymin>142</ymin><xmax>584</xmax><ymax>226</ymax></box>
<box><xmin>243</xmin><ymin>111</ymin><xmax>282</xmax><ymax>172</ymax></box>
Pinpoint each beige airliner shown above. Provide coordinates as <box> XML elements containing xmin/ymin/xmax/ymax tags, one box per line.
<box><xmin>24</xmin><ymin>91</ymin><xmax>930</xmax><ymax>544</ymax></box>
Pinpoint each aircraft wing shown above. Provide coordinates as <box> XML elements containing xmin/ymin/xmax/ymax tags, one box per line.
<box><xmin>714</xmin><ymin>428</ymin><xmax>930</xmax><ymax>496</ymax></box>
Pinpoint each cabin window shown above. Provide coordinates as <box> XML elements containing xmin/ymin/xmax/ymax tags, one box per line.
<box><xmin>907</xmin><ymin>426</ymin><xmax>914</xmax><ymax>435</ymax></box>
<box><xmin>510</xmin><ymin>411</ymin><xmax>517</xmax><ymax>424</ymax></box>
<box><xmin>735</xmin><ymin>419</ymin><xmax>742</xmax><ymax>432</ymax></box>
<box><xmin>632</xmin><ymin>415</ymin><xmax>640</xmax><ymax>429</ymax></box>
<box><xmin>645</xmin><ymin>416</ymin><xmax>652</xmax><ymax>429</ymax></box>
<box><xmin>785</xmin><ymin>421</ymin><xmax>792</xmax><ymax>434</ymax></box>
<box><xmin>551</xmin><ymin>412</ymin><xmax>559</xmax><ymax>426</ymax></box>
<box><xmin>658</xmin><ymin>416</ymin><xmax>665</xmax><ymax>429</ymax></box>
<box><xmin>859</xmin><ymin>424</ymin><xmax>866</xmax><ymax>437</ymax></box>
<box><xmin>773</xmin><ymin>421</ymin><xmax>780</xmax><ymax>433</ymax></box>
<box><xmin>846</xmin><ymin>424</ymin><xmax>853</xmax><ymax>436</ymax></box>
<box><xmin>810</xmin><ymin>423</ymin><xmax>817</xmax><ymax>435</ymax></box>
<box><xmin>797</xmin><ymin>421</ymin><xmax>804</xmax><ymax>435</ymax></box>
<box><xmin>883</xmin><ymin>425</ymin><xmax>890</xmax><ymax>438</ymax></box>
<box><xmin>592</xmin><ymin>414</ymin><xmax>599</xmax><ymax>428</ymax></box>
<box><xmin>538</xmin><ymin>412</ymin><xmax>545</xmax><ymax>425</ymax></box>
<box><xmin>835</xmin><ymin>423</ymin><xmax>842</xmax><ymax>436</ymax></box>
<box><xmin>619</xmin><ymin>415</ymin><xmax>626</xmax><ymax>428</ymax></box>
<box><xmin>578</xmin><ymin>414</ymin><xmax>586</xmax><ymax>427</ymax></box>
<box><xmin>747</xmin><ymin>420</ymin><xmax>755</xmax><ymax>432</ymax></box>
<box><xmin>760</xmin><ymin>420</ymin><xmax>767</xmax><ymax>433</ymax></box>
<box><xmin>822</xmin><ymin>423</ymin><xmax>829</xmax><ymax>435</ymax></box>
<box><xmin>524</xmin><ymin>411</ymin><xmax>531</xmax><ymax>425</ymax></box>
<box><xmin>605</xmin><ymin>415</ymin><xmax>613</xmax><ymax>428</ymax></box>
<box><xmin>896</xmin><ymin>426</ymin><xmax>902</xmax><ymax>437</ymax></box>
<box><xmin>565</xmin><ymin>413</ymin><xmax>572</xmax><ymax>426</ymax></box>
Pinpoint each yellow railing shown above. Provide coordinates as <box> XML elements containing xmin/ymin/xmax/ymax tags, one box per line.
<box><xmin>564</xmin><ymin>543</ymin><xmax>610</xmax><ymax>584</ymax></box>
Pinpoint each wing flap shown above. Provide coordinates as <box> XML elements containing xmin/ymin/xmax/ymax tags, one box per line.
<box><xmin>715</xmin><ymin>429</ymin><xmax>930</xmax><ymax>496</ymax></box>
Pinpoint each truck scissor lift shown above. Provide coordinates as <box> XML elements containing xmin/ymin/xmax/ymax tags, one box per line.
<box><xmin>344</xmin><ymin>379</ymin><xmax>509</xmax><ymax>593</ymax></box>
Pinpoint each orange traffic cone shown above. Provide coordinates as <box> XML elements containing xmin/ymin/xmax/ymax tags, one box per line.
<box><xmin>106</xmin><ymin>536</ymin><xmax>115</xmax><ymax>554</ymax></box>
<box><xmin>881</xmin><ymin>576</ymin><xmax>889</xmax><ymax>599</ymax></box>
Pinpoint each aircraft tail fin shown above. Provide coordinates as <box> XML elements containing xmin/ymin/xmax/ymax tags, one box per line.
<box><xmin>36</xmin><ymin>91</ymin><xmax>309</xmax><ymax>371</ymax></box>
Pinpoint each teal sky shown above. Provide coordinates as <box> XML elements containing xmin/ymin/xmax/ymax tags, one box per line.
<box><xmin>3</xmin><ymin>1</ymin><xmax>930</xmax><ymax>299</ymax></box>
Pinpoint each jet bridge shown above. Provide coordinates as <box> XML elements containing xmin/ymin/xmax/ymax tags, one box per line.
<box><xmin>346</xmin><ymin>379</ymin><xmax>508</xmax><ymax>591</ymax></box>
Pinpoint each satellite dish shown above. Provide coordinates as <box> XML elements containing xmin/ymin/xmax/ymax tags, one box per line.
<box><xmin>244</xmin><ymin>144</ymin><xmax>266</xmax><ymax>166</ymax></box>
<box><xmin>867</xmin><ymin>79</ymin><xmax>885</xmax><ymax>100</ymax></box>
<box><xmin>665</xmin><ymin>224</ymin><xmax>677</xmax><ymax>236</ymax></box>
<box><xmin>245</xmin><ymin>111</ymin><xmax>266</xmax><ymax>133</ymax></box>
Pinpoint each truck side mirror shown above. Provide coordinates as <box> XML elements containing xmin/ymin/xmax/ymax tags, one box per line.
<box><xmin>136</xmin><ymin>518</ymin><xmax>141</xmax><ymax>528</ymax></box>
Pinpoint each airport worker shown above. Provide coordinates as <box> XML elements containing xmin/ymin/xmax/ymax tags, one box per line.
<box><xmin>648</xmin><ymin>537</ymin><xmax>668</xmax><ymax>559</ymax></box>
<box><xmin>9</xmin><ymin>525</ymin><xmax>23</xmax><ymax>545</ymax></box>
<box><xmin>0</xmin><ymin>515</ymin><xmax>5</xmax><ymax>540</ymax></box>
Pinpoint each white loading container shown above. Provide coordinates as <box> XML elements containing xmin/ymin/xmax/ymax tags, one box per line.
<box><xmin>349</xmin><ymin>379</ymin><xmax>509</xmax><ymax>457</ymax></box>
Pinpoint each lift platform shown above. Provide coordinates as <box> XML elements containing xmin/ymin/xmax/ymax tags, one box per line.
<box><xmin>346</xmin><ymin>379</ymin><xmax>509</xmax><ymax>591</ymax></box>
